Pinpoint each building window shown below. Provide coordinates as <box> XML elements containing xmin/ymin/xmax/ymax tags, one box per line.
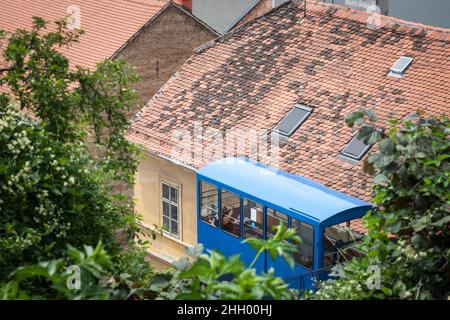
<box><xmin>266</xmin><ymin>208</ymin><xmax>288</xmax><ymax>238</ymax></box>
<box><xmin>161</xmin><ymin>181</ymin><xmax>180</xmax><ymax>239</ymax></box>
<box><xmin>200</xmin><ymin>181</ymin><xmax>218</xmax><ymax>227</ymax></box>
<box><xmin>243</xmin><ymin>199</ymin><xmax>263</xmax><ymax>239</ymax></box>
<box><xmin>220</xmin><ymin>189</ymin><xmax>241</xmax><ymax>237</ymax></box>
<box><xmin>291</xmin><ymin>218</ymin><xmax>314</xmax><ymax>269</ymax></box>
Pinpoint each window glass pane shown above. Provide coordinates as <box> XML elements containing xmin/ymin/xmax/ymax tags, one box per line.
<box><xmin>291</xmin><ymin>219</ymin><xmax>314</xmax><ymax>269</ymax></box>
<box><xmin>266</xmin><ymin>208</ymin><xmax>288</xmax><ymax>238</ymax></box>
<box><xmin>162</xmin><ymin>201</ymin><xmax>169</xmax><ymax>217</ymax></box>
<box><xmin>162</xmin><ymin>183</ymin><xmax>170</xmax><ymax>200</ymax></box>
<box><xmin>171</xmin><ymin>220</ymin><xmax>179</xmax><ymax>237</ymax></box>
<box><xmin>200</xmin><ymin>181</ymin><xmax>218</xmax><ymax>227</ymax></box>
<box><xmin>323</xmin><ymin>221</ymin><xmax>365</xmax><ymax>269</ymax></box>
<box><xmin>341</xmin><ymin>127</ymin><xmax>372</xmax><ymax>161</ymax></box>
<box><xmin>221</xmin><ymin>189</ymin><xmax>241</xmax><ymax>237</ymax></box>
<box><xmin>162</xmin><ymin>216</ymin><xmax>169</xmax><ymax>232</ymax></box>
<box><xmin>274</xmin><ymin>104</ymin><xmax>312</xmax><ymax>137</ymax></box>
<box><xmin>243</xmin><ymin>199</ymin><xmax>263</xmax><ymax>239</ymax></box>
<box><xmin>170</xmin><ymin>204</ymin><xmax>178</xmax><ymax>220</ymax></box>
<box><xmin>170</xmin><ymin>186</ymin><xmax>178</xmax><ymax>203</ymax></box>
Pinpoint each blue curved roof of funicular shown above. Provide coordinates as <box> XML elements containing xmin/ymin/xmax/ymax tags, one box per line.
<box><xmin>197</xmin><ymin>157</ymin><xmax>372</xmax><ymax>224</ymax></box>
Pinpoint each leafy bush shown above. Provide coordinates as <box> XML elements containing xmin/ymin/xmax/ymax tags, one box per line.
<box><xmin>0</xmin><ymin>242</ymin><xmax>132</xmax><ymax>300</ymax></box>
<box><xmin>314</xmin><ymin>111</ymin><xmax>449</xmax><ymax>300</ymax></box>
<box><xmin>0</xmin><ymin>17</ymin><xmax>149</xmax><ymax>295</ymax></box>
<box><xmin>114</xmin><ymin>245</ymin><xmax>155</xmax><ymax>299</ymax></box>
<box><xmin>149</xmin><ymin>224</ymin><xmax>299</xmax><ymax>300</ymax></box>
<box><xmin>0</xmin><ymin>105</ymin><xmax>136</xmax><ymax>277</ymax></box>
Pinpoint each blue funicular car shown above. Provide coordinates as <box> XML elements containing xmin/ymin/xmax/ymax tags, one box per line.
<box><xmin>197</xmin><ymin>157</ymin><xmax>372</xmax><ymax>290</ymax></box>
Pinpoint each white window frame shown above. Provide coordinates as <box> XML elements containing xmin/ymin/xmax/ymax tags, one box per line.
<box><xmin>160</xmin><ymin>180</ymin><xmax>181</xmax><ymax>240</ymax></box>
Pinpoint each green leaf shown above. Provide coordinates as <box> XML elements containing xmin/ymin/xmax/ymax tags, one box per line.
<box><xmin>186</xmin><ymin>244</ymin><xmax>204</xmax><ymax>258</ymax></box>
<box><xmin>173</xmin><ymin>257</ymin><xmax>191</xmax><ymax>271</ymax></box>
<box><xmin>362</xmin><ymin>108</ymin><xmax>377</xmax><ymax>122</ymax></box>
<box><xmin>431</xmin><ymin>216</ymin><xmax>450</xmax><ymax>227</ymax></box>
<box><xmin>345</xmin><ymin>111</ymin><xmax>364</xmax><ymax>127</ymax></box>
<box><xmin>149</xmin><ymin>274</ymin><xmax>172</xmax><ymax>291</ymax></box>
<box><xmin>47</xmin><ymin>260</ymin><xmax>57</xmax><ymax>276</ymax></box>
<box><xmin>373</xmin><ymin>174</ymin><xmax>388</xmax><ymax>185</ymax></box>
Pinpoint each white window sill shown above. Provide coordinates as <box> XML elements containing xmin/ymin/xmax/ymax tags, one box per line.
<box><xmin>138</xmin><ymin>221</ymin><xmax>194</xmax><ymax>249</ymax></box>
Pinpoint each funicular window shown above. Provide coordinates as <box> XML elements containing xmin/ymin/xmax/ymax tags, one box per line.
<box><xmin>266</xmin><ymin>208</ymin><xmax>288</xmax><ymax>238</ymax></box>
<box><xmin>200</xmin><ymin>181</ymin><xmax>218</xmax><ymax>227</ymax></box>
<box><xmin>243</xmin><ymin>199</ymin><xmax>263</xmax><ymax>239</ymax></box>
<box><xmin>291</xmin><ymin>219</ymin><xmax>314</xmax><ymax>270</ymax></box>
<box><xmin>220</xmin><ymin>190</ymin><xmax>241</xmax><ymax>237</ymax></box>
<box><xmin>323</xmin><ymin>221</ymin><xmax>365</xmax><ymax>268</ymax></box>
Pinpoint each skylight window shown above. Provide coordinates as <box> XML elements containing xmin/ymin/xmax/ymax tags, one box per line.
<box><xmin>339</xmin><ymin>129</ymin><xmax>372</xmax><ymax>162</ymax></box>
<box><xmin>388</xmin><ymin>56</ymin><xmax>414</xmax><ymax>78</ymax></box>
<box><xmin>273</xmin><ymin>104</ymin><xmax>312</xmax><ymax>137</ymax></box>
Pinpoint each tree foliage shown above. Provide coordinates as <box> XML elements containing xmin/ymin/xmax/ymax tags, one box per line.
<box><xmin>0</xmin><ymin>242</ymin><xmax>132</xmax><ymax>300</ymax></box>
<box><xmin>314</xmin><ymin>111</ymin><xmax>449</xmax><ymax>299</ymax></box>
<box><xmin>0</xmin><ymin>16</ymin><xmax>139</xmax><ymax>182</ymax></box>
<box><xmin>0</xmin><ymin>17</ymin><xmax>149</xmax><ymax>287</ymax></box>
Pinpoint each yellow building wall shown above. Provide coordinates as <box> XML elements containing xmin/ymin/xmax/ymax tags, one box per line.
<box><xmin>134</xmin><ymin>152</ymin><xmax>197</xmax><ymax>265</ymax></box>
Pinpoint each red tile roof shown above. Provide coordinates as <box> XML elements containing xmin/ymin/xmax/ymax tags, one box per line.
<box><xmin>128</xmin><ymin>0</ymin><xmax>450</xmax><ymax>206</ymax></box>
<box><xmin>0</xmin><ymin>0</ymin><xmax>168</xmax><ymax>70</ymax></box>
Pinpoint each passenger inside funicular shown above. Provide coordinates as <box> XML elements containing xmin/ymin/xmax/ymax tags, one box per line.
<box><xmin>220</xmin><ymin>189</ymin><xmax>241</xmax><ymax>237</ymax></box>
<box><xmin>322</xmin><ymin>221</ymin><xmax>365</xmax><ymax>268</ymax></box>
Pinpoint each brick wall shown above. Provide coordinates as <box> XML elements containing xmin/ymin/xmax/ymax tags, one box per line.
<box><xmin>116</xmin><ymin>4</ymin><xmax>217</xmax><ymax>116</ymax></box>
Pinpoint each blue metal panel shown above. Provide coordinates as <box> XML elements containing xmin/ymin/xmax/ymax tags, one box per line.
<box><xmin>196</xmin><ymin>157</ymin><xmax>373</xmax><ymax>290</ymax></box>
<box><xmin>197</xmin><ymin>158</ymin><xmax>372</xmax><ymax>223</ymax></box>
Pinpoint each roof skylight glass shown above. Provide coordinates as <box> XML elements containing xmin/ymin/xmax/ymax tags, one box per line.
<box><xmin>339</xmin><ymin>129</ymin><xmax>372</xmax><ymax>162</ymax></box>
<box><xmin>388</xmin><ymin>56</ymin><xmax>414</xmax><ymax>78</ymax></box>
<box><xmin>273</xmin><ymin>104</ymin><xmax>312</xmax><ymax>137</ymax></box>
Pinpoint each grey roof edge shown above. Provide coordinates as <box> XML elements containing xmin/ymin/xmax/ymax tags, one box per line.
<box><xmin>224</xmin><ymin>0</ymin><xmax>263</xmax><ymax>34</ymax></box>
<box><xmin>193</xmin><ymin>0</ymin><xmax>294</xmax><ymax>54</ymax></box>
<box><xmin>110</xmin><ymin>1</ymin><xmax>219</xmax><ymax>61</ymax></box>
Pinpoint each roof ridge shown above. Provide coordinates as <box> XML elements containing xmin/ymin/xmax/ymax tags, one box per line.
<box><xmin>193</xmin><ymin>0</ymin><xmax>450</xmax><ymax>56</ymax></box>
<box><xmin>303</xmin><ymin>0</ymin><xmax>450</xmax><ymax>35</ymax></box>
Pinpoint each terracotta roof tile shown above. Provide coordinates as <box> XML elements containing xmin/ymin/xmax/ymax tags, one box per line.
<box><xmin>0</xmin><ymin>0</ymin><xmax>167</xmax><ymax>70</ymax></box>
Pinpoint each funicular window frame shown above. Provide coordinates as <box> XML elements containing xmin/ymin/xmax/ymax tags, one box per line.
<box><xmin>243</xmin><ymin>198</ymin><xmax>264</xmax><ymax>239</ymax></box>
<box><xmin>199</xmin><ymin>181</ymin><xmax>219</xmax><ymax>228</ymax></box>
<box><xmin>322</xmin><ymin>220</ymin><xmax>365</xmax><ymax>268</ymax></box>
<box><xmin>291</xmin><ymin>218</ymin><xmax>314</xmax><ymax>270</ymax></box>
<box><xmin>220</xmin><ymin>189</ymin><xmax>242</xmax><ymax>238</ymax></box>
<box><xmin>266</xmin><ymin>208</ymin><xmax>288</xmax><ymax>238</ymax></box>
